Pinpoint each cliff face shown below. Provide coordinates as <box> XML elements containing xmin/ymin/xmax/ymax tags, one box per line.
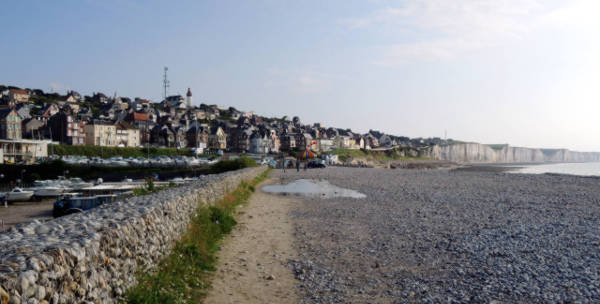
<box><xmin>429</xmin><ymin>143</ymin><xmax>600</xmax><ymax>164</ymax></box>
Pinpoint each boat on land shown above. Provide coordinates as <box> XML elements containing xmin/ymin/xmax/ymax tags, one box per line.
<box><xmin>66</xmin><ymin>178</ymin><xmax>94</xmax><ymax>190</ymax></box>
<box><xmin>4</xmin><ymin>188</ymin><xmax>35</xmax><ymax>202</ymax></box>
<box><xmin>53</xmin><ymin>193</ymin><xmax>118</xmax><ymax>217</ymax></box>
<box><xmin>26</xmin><ymin>180</ymin><xmax>71</xmax><ymax>198</ymax></box>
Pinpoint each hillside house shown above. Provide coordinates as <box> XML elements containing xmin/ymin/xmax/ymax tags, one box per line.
<box><xmin>91</xmin><ymin>93</ymin><xmax>109</xmax><ymax>104</ymax></box>
<box><xmin>115</xmin><ymin>121</ymin><xmax>140</xmax><ymax>147</ymax></box>
<box><xmin>84</xmin><ymin>121</ymin><xmax>116</xmax><ymax>146</ymax></box>
<box><xmin>269</xmin><ymin>130</ymin><xmax>280</xmax><ymax>153</ymax></box>
<box><xmin>379</xmin><ymin>134</ymin><xmax>394</xmax><ymax>148</ymax></box>
<box><xmin>230</xmin><ymin>128</ymin><xmax>253</xmax><ymax>152</ymax></box>
<box><xmin>39</xmin><ymin>103</ymin><xmax>60</xmax><ymax>117</ymax></box>
<box><xmin>0</xmin><ymin>108</ymin><xmax>22</xmax><ymax>140</ymax></box>
<box><xmin>186</xmin><ymin>124</ymin><xmax>208</xmax><ymax>149</ymax></box>
<box><xmin>208</xmin><ymin>126</ymin><xmax>227</xmax><ymax>150</ymax></box>
<box><xmin>249</xmin><ymin>131</ymin><xmax>270</xmax><ymax>154</ymax></box>
<box><xmin>48</xmin><ymin>112</ymin><xmax>86</xmax><ymax>145</ymax></box>
<box><xmin>365</xmin><ymin>134</ymin><xmax>379</xmax><ymax>149</ymax></box>
<box><xmin>1</xmin><ymin>89</ymin><xmax>30</xmax><ymax>107</ymax></box>
<box><xmin>15</xmin><ymin>103</ymin><xmax>31</xmax><ymax>120</ymax></box>
<box><xmin>280</xmin><ymin>134</ymin><xmax>296</xmax><ymax>151</ymax></box>
<box><xmin>318</xmin><ymin>139</ymin><xmax>334</xmax><ymax>151</ymax></box>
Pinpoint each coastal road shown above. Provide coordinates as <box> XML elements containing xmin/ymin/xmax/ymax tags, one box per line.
<box><xmin>0</xmin><ymin>199</ymin><xmax>54</xmax><ymax>231</ymax></box>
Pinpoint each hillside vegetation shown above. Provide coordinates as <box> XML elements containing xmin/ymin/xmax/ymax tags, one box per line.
<box><xmin>49</xmin><ymin>144</ymin><xmax>193</xmax><ymax>158</ymax></box>
<box><xmin>331</xmin><ymin>148</ymin><xmax>430</xmax><ymax>162</ymax></box>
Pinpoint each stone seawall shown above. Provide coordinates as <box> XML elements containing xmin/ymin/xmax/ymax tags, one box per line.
<box><xmin>0</xmin><ymin>167</ymin><xmax>266</xmax><ymax>304</ymax></box>
<box><xmin>429</xmin><ymin>143</ymin><xmax>600</xmax><ymax>164</ymax></box>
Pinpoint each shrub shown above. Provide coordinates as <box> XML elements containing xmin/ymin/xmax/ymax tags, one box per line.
<box><xmin>209</xmin><ymin>206</ymin><xmax>237</xmax><ymax>234</ymax></box>
<box><xmin>145</xmin><ymin>178</ymin><xmax>155</xmax><ymax>192</ymax></box>
<box><xmin>48</xmin><ymin>144</ymin><xmax>193</xmax><ymax>158</ymax></box>
<box><xmin>208</xmin><ymin>157</ymin><xmax>257</xmax><ymax>174</ymax></box>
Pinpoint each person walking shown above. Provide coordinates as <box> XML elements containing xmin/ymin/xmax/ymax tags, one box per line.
<box><xmin>281</xmin><ymin>154</ymin><xmax>286</xmax><ymax>173</ymax></box>
<box><xmin>296</xmin><ymin>159</ymin><xmax>300</xmax><ymax>172</ymax></box>
<box><xmin>303</xmin><ymin>161</ymin><xmax>307</xmax><ymax>171</ymax></box>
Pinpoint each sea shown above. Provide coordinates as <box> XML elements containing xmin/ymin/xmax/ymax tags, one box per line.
<box><xmin>509</xmin><ymin>162</ymin><xmax>600</xmax><ymax>177</ymax></box>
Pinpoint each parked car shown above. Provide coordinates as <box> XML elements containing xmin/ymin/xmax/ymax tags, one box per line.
<box><xmin>307</xmin><ymin>161</ymin><xmax>327</xmax><ymax>168</ymax></box>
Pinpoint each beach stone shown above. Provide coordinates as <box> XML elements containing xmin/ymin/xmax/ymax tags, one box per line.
<box><xmin>35</xmin><ymin>225</ymin><xmax>50</xmax><ymax>235</ymax></box>
<box><xmin>277</xmin><ymin>167</ymin><xmax>600</xmax><ymax>303</ymax></box>
<box><xmin>0</xmin><ymin>286</ymin><xmax>9</xmax><ymax>304</ymax></box>
<box><xmin>35</xmin><ymin>286</ymin><xmax>45</xmax><ymax>300</ymax></box>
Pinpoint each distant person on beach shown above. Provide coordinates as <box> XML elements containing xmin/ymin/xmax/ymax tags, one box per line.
<box><xmin>303</xmin><ymin>161</ymin><xmax>307</xmax><ymax>171</ymax></box>
<box><xmin>296</xmin><ymin>159</ymin><xmax>300</xmax><ymax>172</ymax></box>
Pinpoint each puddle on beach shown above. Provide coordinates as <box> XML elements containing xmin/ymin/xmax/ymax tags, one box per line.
<box><xmin>262</xmin><ymin>179</ymin><xmax>366</xmax><ymax>199</ymax></box>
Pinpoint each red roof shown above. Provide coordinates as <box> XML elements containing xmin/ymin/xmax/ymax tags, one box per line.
<box><xmin>9</xmin><ymin>89</ymin><xmax>28</xmax><ymax>95</ymax></box>
<box><xmin>133</xmin><ymin>113</ymin><xmax>149</xmax><ymax>121</ymax></box>
<box><xmin>186</xmin><ymin>88</ymin><xmax>192</xmax><ymax>97</ymax></box>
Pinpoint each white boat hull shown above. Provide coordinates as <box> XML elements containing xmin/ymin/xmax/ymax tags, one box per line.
<box><xmin>6</xmin><ymin>192</ymin><xmax>34</xmax><ymax>202</ymax></box>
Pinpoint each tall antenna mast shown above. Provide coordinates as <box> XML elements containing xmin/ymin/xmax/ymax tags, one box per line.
<box><xmin>163</xmin><ymin>66</ymin><xmax>170</xmax><ymax>100</ymax></box>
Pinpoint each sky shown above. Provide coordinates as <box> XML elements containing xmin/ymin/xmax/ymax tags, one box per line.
<box><xmin>2</xmin><ymin>0</ymin><xmax>600</xmax><ymax>151</ymax></box>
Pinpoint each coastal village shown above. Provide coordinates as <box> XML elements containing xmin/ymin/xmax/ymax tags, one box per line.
<box><xmin>0</xmin><ymin>84</ymin><xmax>450</xmax><ymax>164</ymax></box>
<box><xmin>4</xmin><ymin>1</ymin><xmax>600</xmax><ymax>303</ymax></box>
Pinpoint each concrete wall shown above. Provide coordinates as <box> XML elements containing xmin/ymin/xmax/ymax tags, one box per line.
<box><xmin>0</xmin><ymin>167</ymin><xmax>266</xmax><ymax>304</ymax></box>
<box><xmin>429</xmin><ymin>143</ymin><xmax>600</xmax><ymax>163</ymax></box>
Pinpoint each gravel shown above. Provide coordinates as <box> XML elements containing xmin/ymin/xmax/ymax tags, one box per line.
<box><xmin>273</xmin><ymin>167</ymin><xmax>600</xmax><ymax>303</ymax></box>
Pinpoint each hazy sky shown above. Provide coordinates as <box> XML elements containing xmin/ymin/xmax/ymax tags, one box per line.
<box><xmin>2</xmin><ymin>0</ymin><xmax>599</xmax><ymax>151</ymax></box>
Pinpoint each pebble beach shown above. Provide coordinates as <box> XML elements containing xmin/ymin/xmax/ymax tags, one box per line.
<box><xmin>270</xmin><ymin>167</ymin><xmax>600</xmax><ymax>303</ymax></box>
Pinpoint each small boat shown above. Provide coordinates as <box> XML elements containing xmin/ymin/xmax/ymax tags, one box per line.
<box><xmin>28</xmin><ymin>180</ymin><xmax>68</xmax><ymax>197</ymax></box>
<box><xmin>5</xmin><ymin>188</ymin><xmax>34</xmax><ymax>202</ymax></box>
<box><xmin>66</xmin><ymin>178</ymin><xmax>94</xmax><ymax>190</ymax></box>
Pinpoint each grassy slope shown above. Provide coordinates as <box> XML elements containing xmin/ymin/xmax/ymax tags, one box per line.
<box><xmin>487</xmin><ymin>144</ymin><xmax>507</xmax><ymax>151</ymax></box>
<box><xmin>331</xmin><ymin>148</ymin><xmax>430</xmax><ymax>162</ymax></box>
<box><xmin>125</xmin><ymin>169</ymin><xmax>269</xmax><ymax>304</ymax></box>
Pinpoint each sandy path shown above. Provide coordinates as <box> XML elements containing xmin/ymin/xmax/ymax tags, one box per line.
<box><xmin>204</xmin><ymin>179</ymin><xmax>299</xmax><ymax>304</ymax></box>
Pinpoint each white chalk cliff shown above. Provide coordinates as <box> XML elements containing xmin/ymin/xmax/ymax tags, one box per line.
<box><xmin>429</xmin><ymin>143</ymin><xmax>600</xmax><ymax>164</ymax></box>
